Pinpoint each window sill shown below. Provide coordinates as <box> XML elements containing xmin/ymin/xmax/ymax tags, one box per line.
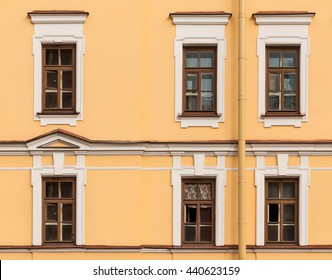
<box><xmin>261</xmin><ymin>113</ymin><xmax>305</xmax><ymax>118</ymax></box>
<box><xmin>260</xmin><ymin>114</ymin><xmax>306</xmax><ymax>128</ymax></box>
<box><xmin>177</xmin><ymin>113</ymin><xmax>222</xmax><ymax>128</ymax></box>
<box><xmin>36</xmin><ymin>112</ymin><xmax>81</xmax><ymax>126</ymax></box>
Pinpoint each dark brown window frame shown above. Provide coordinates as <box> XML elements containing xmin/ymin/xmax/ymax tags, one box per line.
<box><xmin>41</xmin><ymin>44</ymin><xmax>76</xmax><ymax>114</ymax></box>
<box><xmin>181</xmin><ymin>46</ymin><xmax>218</xmax><ymax>117</ymax></box>
<box><xmin>265</xmin><ymin>178</ymin><xmax>298</xmax><ymax>245</ymax></box>
<box><xmin>42</xmin><ymin>177</ymin><xmax>76</xmax><ymax>245</ymax></box>
<box><xmin>264</xmin><ymin>46</ymin><xmax>301</xmax><ymax>117</ymax></box>
<box><xmin>181</xmin><ymin>177</ymin><xmax>215</xmax><ymax>245</ymax></box>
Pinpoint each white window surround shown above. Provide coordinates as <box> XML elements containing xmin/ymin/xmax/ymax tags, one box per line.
<box><xmin>255</xmin><ymin>154</ymin><xmax>310</xmax><ymax>246</ymax></box>
<box><xmin>254</xmin><ymin>13</ymin><xmax>315</xmax><ymax>128</ymax></box>
<box><xmin>171</xmin><ymin>153</ymin><xmax>226</xmax><ymax>246</ymax></box>
<box><xmin>29</xmin><ymin>12</ymin><xmax>88</xmax><ymax>126</ymax></box>
<box><xmin>170</xmin><ymin>13</ymin><xmax>231</xmax><ymax>128</ymax></box>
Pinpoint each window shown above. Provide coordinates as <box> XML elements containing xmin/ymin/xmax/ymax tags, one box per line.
<box><xmin>265</xmin><ymin>178</ymin><xmax>298</xmax><ymax>244</ymax></box>
<box><xmin>42</xmin><ymin>45</ymin><xmax>76</xmax><ymax>114</ymax></box>
<box><xmin>266</xmin><ymin>46</ymin><xmax>299</xmax><ymax>115</ymax></box>
<box><xmin>182</xmin><ymin>178</ymin><xmax>215</xmax><ymax>244</ymax></box>
<box><xmin>183</xmin><ymin>47</ymin><xmax>217</xmax><ymax>115</ymax></box>
<box><xmin>42</xmin><ymin>177</ymin><xmax>76</xmax><ymax>244</ymax></box>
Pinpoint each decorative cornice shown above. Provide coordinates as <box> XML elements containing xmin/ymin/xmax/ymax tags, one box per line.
<box><xmin>253</xmin><ymin>11</ymin><xmax>315</xmax><ymax>25</ymax></box>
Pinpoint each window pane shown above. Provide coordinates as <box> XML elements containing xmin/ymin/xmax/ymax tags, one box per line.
<box><xmin>283</xmin><ymin>204</ymin><xmax>295</xmax><ymax>223</ymax></box>
<box><xmin>186</xmin><ymin>74</ymin><xmax>197</xmax><ymax>90</ymax></box>
<box><xmin>268</xmin><ymin>204</ymin><xmax>279</xmax><ymax>222</ymax></box>
<box><xmin>200</xmin><ymin>205</ymin><xmax>212</xmax><ymax>222</ymax></box>
<box><xmin>61</xmin><ymin>182</ymin><xmax>73</xmax><ymax>198</ymax></box>
<box><xmin>284</xmin><ymin>73</ymin><xmax>297</xmax><ymax>91</ymax></box>
<box><xmin>46</xmin><ymin>182</ymin><xmax>59</xmax><ymax>198</ymax></box>
<box><xmin>269</xmin><ymin>51</ymin><xmax>281</xmax><ymax>67</ymax></box>
<box><xmin>201</xmin><ymin>93</ymin><xmax>213</xmax><ymax>111</ymax></box>
<box><xmin>45</xmin><ymin>225</ymin><xmax>58</xmax><ymax>241</ymax></box>
<box><xmin>200</xmin><ymin>226</ymin><xmax>212</xmax><ymax>242</ymax></box>
<box><xmin>61</xmin><ymin>49</ymin><xmax>73</xmax><ymax>65</ymax></box>
<box><xmin>268</xmin><ymin>225</ymin><xmax>279</xmax><ymax>241</ymax></box>
<box><xmin>46</xmin><ymin>203</ymin><xmax>57</xmax><ymax>221</ymax></box>
<box><xmin>282</xmin><ymin>182</ymin><xmax>296</xmax><ymax>198</ymax></box>
<box><xmin>184</xmin><ymin>225</ymin><xmax>196</xmax><ymax>242</ymax></box>
<box><xmin>46</xmin><ymin>49</ymin><xmax>59</xmax><ymax>65</ymax></box>
<box><xmin>268</xmin><ymin>93</ymin><xmax>281</xmax><ymax>110</ymax></box>
<box><xmin>185</xmin><ymin>184</ymin><xmax>198</xmax><ymax>200</ymax></box>
<box><xmin>268</xmin><ymin>182</ymin><xmax>279</xmax><ymax>199</ymax></box>
<box><xmin>201</xmin><ymin>74</ymin><xmax>213</xmax><ymax>91</ymax></box>
<box><xmin>269</xmin><ymin>73</ymin><xmax>280</xmax><ymax>91</ymax></box>
<box><xmin>186</xmin><ymin>51</ymin><xmax>199</xmax><ymax>68</ymax></box>
<box><xmin>283</xmin><ymin>51</ymin><xmax>297</xmax><ymax>67</ymax></box>
<box><xmin>47</xmin><ymin>71</ymin><xmax>57</xmax><ymax>88</ymax></box>
<box><xmin>186</xmin><ymin>93</ymin><xmax>198</xmax><ymax>110</ymax></box>
<box><xmin>62</xmin><ymin>92</ymin><xmax>73</xmax><ymax>109</ymax></box>
<box><xmin>185</xmin><ymin>205</ymin><xmax>197</xmax><ymax>223</ymax></box>
<box><xmin>283</xmin><ymin>225</ymin><xmax>295</xmax><ymax>241</ymax></box>
<box><xmin>198</xmin><ymin>184</ymin><xmax>212</xmax><ymax>200</ymax></box>
<box><xmin>284</xmin><ymin>93</ymin><xmax>296</xmax><ymax>111</ymax></box>
<box><xmin>62</xmin><ymin>225</ymin><xmax>73</xmax><ymax>241</ymax></box>
<box><xmin>62</xmin><ymin>204</ymin><xmax>73</xmax><ymax>222</ymax></box>
<box><xmin>62</xmin><ymin>71</ymin><xmax>73</xmax><ymax>89</ymax></box>
<box><xmin>200</xmin><ymin>51</ymin><xmax>213</xmax><ymax>67</ymax></box>
<box><xmin>45</xmin><ymin>92</ymin><xmax>58</xmax><ymax>108</ymax></box>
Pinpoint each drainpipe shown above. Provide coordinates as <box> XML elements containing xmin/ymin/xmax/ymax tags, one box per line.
<box><xmin>238</xmin><ymin>0</ymin><xmax>246</xmax><ymax>260</ymax></box>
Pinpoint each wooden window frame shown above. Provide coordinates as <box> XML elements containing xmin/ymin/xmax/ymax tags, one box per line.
<box><xmin>181</xmin><ymin>178</ymin><xmax>215</xmax><ymax>245</ymax></box>
<box><xmin>265</xmin><ymin>178</ymin><xmax>298</xmax><ymax>245</ymax></box>
<box><xmin>42</xmin><ymin>177</ymin><xmax>76</xmax><ymax>245</ymax></box>
<box><xmin>181</xmin><ymin>46</ymin><xmax>217</xmax><ymax>117</ymax></box>
<box><xmin>42</xmin><ymin>44</ymin><xmax>76</xmax><ymax>114</ymax></box>
<box><xmin>265</xmin><ymin>46</ymin><xmax>300</xmax><ymax>117</ymax></box>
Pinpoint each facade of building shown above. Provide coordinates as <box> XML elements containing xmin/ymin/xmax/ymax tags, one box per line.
<box><xmin>0</xmin><ymin>0</ymin><xmax>332</xmax><ymax>260</ymax></box>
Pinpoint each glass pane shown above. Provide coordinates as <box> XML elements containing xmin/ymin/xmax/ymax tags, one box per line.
<box><xmin>186</xmin><ymin>74</ymin><xmax>197</xmax><ymax>90</ymax></box>
<box><xmin>284</xmin><ymin>93</ymin><xmax>296</xmax><ymax>111</ymax></box>
<box><xmin>62</xmin><ymin>71</ymin><xmax>73</xmax><ymax>89</ymax></box>
<box><xmin>200</xmin><ymin>205</ymin><xmax>212</xmax><ymax>222</ymax></box>
<box><xmin>267</xmin><ymin>225</ymin><xmax>279</xmax><ymax>241</ymax></box>
<box><xmin>282</xmin><ymin>182</ymin><xmax>296</xmax><ymax>198</ymax></box>
<box><xmin>268</xmin><ymin>204</ymin><xmax>279</xmax><ymax>222</ymax></box>
<box><xmin>283</xmin><ymin>225</ymin><xmax>295</xmax><ymax>241</ymax></box>
<box><xmin>269</xmin><ymin>73</ymin><xmax>280</xmax><ymax>91</ymax></box>
<box><xmin>185</xmin><ymin>205</ymin><xmax>197</xmax><ymax>222</ymax></box>
<box><xmin>62</xmin><ymin>204</ymin><xmax>73</xmax><ymax>222</ymax></box>
<box><xmin>61</xmin><ymin>49</ymin><xmax>73</xmax><ymax>65</ymax></box>
<box><xmin>45</xmin><ymin>92</ymin><xmax>58</xmax><ymax>108</ymax></box>
<box><xmin>47</xmin><ymin>71</ymin><xmax>57</xmax><ymax>88</ymax></box>
<box><xmin>283</xmin><ymin>204</ymin><xmax>295</xmax><ymax>223</ymax></box>
<box><xmin>268</xmin><ymin>93</ymin><xmax>281</xmax><ymax>110</ymax></box>
<box><xmin>46</xmin><ymin>182</ymin><xmax>59</xmax><ymax>198</ymax></box>
<box><xmin>46</xmin><ymin>204</ymin><xmax>57</xmax><ymax>221</ymax></box>
<box><xmin>45</xmin><ymin>225</ymin><xmax>58</xmax><ymax>241</ymax></box>
<box><xmin>201</xmin><ymin>74</ymin><xmax>213</xmax><ymax>91</ymax></box>
<box><xmin>200</xmin><ymin>226</ymin><xmax>212</xmax><ymax>242</ymax></box>
<box><xmin>62</xmin><ymin>92</ymin><xmax>73</xmax><ymax>109</ymax></box>
<box><xmin>268</xmin><ymin>182</ymin><xmax>279</xmax><ymax>198</ymax></box>
<box><xmin>284</xmin><ymin>73</ymin><xmax>297</xmax><ymax>91</ymax></box>
<box><xmin>186</xmin><ymin>93</ymin><xmax>198</xmax><ymax>110</ymax></box>
<box><xmin>283</xmin><ymin>51</ymin><xmax>297</xmax><ymax>67</ymax></box>
<box><xmin>46</xmin><ymin>49</ymin><xmax>59</xmax><ymax>65</ymax></box>
<box><xmin>61</xmin><ymin>182</ymin><xmax>73</xmax><ymax>198</ymax></box>
<box><xmin>62</xmin><ymin>225</ymin><xmax>73</xmax><ymax>241</ymax></box>
<box><xmin>269</xmin><ymin>51</ymin><xmax>281</xmax><ymax>67</ymax></box>
<box><xmin>186</xmin><ymin>51</ymin><xmax>199</xmax><ymax>68</ymax></box>
<box><xmin>200</xmin><ymin>51</ymin><xmax>213</xmax><ymax>67</ymax></box>
<box><xmin>202</xmin><ymin>93</ymin><xmax>213</xmax><ymax>111</ymax></box>
<box><xmin>185</xmin><ymin>184</ymin><xmax>198</xmax><ymax>200</ymax></box>
<box><xmin>184</xmin><ymin>225</ymin><xmax>196</xmax><ymax>242</ymax></box>
<box><xmin>198</xmin><ymin>184</ymin><xmax>212</xmax><ymax>200</ymax></box>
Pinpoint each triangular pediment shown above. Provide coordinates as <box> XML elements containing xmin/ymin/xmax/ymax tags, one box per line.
<box><xmin>38</xmin><ymin>139</ymin><xmax>80</xmax><ymax>149</ymax></box>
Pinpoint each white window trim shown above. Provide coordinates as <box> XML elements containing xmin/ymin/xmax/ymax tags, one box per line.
<box><xmin>29</xmin><ymin>13</ymin><xmax>88</xmax><ymax>126</ymax></box>
<box><xmin>171</xmin><ymin>14</ymin><xmax>230</xmax><ymax>128</ymax></box>
<box><xmin>171</xmin><ymin>153</ymin><xmax>226</xmax><ymax>246</ymax></box>
<box><xmin>255</xmin><ymin>154</ymin><xmax>310</xmax><ymax>246</ymax></box>
<box><xmin>254</xmin><ymin>13</ymin><xmax>314</xmax><ymax>127</ymax></box>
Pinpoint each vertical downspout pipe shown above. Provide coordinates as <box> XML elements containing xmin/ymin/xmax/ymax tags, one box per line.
<box><xmin>238</xmin><ymin>0</ymin><xmax>247</xmax><ymax>260</ymax></box>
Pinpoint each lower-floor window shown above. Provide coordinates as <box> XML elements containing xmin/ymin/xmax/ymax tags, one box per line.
<box><xmin>182</xmin><ymin>178</ymin><xmax>215</xmax><ymax>245</ymax></box>
<box><xmin>42</xmin><ymin>177</ymin><xmax>76</xmax><ymax>244</ymax></box>
<box><xmin>265</xmin><ymin>178</ymin><xmax>298</xmax><ymax>244</ymax></box>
